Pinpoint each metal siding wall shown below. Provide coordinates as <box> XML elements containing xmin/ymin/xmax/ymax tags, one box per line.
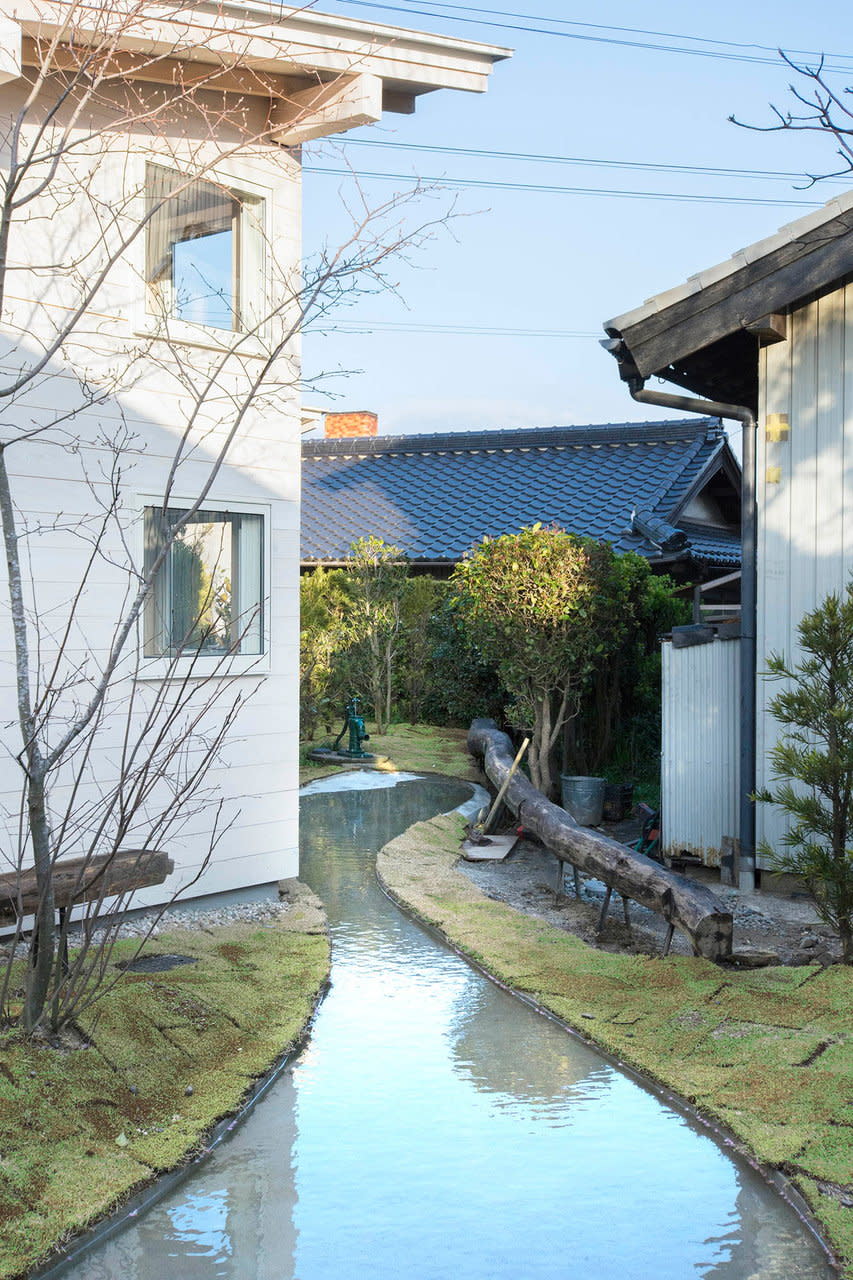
<box><xmin>756</xmin><ymin>282</ymin><xmax>853</xmax><ymax>867</ymax></box>
<box><xmin>661</xmin><ymin>638</ymin><xmax>740</xmax><ymax>864</ymax></box>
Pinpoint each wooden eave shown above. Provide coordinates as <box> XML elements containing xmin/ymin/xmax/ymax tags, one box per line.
<box><xmin>604</xmin><ymin>203</ymin><xmax>853</xmax><ymax>409</ymax></box>
<box><xmin>13</xmin><ymin>1</ymin><xmax>510</xmax><ymax>100</ymax></box>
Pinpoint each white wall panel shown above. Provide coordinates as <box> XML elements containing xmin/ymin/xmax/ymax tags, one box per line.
<box><xmin>662</xmin><ymin>637</ymin><xmax>739</xmax><ymax>865</ymax></box>
<box><xmin>755</xmin><ymin>280</ymin><xmax>853</xmax><ymax>866</ymax></box>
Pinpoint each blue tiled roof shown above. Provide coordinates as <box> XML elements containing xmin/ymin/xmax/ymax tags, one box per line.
<box><xmin>301</xmin><ymin>419</ymin><xmax>741</xmax><ymax>567</ymax></box>
<box><xmin>676</xmin><ymin>521</ymin><xmax>742</xmax><ymax>567</ymax></box>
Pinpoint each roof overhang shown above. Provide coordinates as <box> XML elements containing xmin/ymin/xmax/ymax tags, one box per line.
<box><xmin>6</xmin><ymin>1</ymin><xmax>510</xmax><ymax>143</ymax></box>
<box><xmin>603</xmin><ymin>191</ymin><xmax>853</xmax><ymax>410</ymax></box>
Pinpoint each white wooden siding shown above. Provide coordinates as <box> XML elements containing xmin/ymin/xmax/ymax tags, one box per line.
<box><xmin>756</xmin><ymin>280</ymin><xmax>853</xmax><ymax>865</ymax></box>
<box><xmin>661</xmin><ymin>637</ymin><xmax>740</xmax><ymax>865</ymax></box>
<box><xmin>0</xmin><ymin>106</ymin><xmax>304</xmax><ymax>906</ymax></box>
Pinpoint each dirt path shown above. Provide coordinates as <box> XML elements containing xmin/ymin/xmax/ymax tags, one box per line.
<box><xmin>458</xmin><ymin>828</ymin><xmax>840</xmax><ymax>966</ymax></box>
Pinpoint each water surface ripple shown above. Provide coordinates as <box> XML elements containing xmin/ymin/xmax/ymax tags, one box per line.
<box><xmin>60</xmin><ymin>773</ymin><xmax>833</xmax><ymax>1279</ymax></box>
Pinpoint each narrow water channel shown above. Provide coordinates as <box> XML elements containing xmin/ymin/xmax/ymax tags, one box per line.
<box><xmin>56</xmin><ymin>773</ymin><xmax>833</xmax><ymax>1279</ymax></box>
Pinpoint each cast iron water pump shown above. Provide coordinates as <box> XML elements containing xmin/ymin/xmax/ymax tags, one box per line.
<box><xmin>333</xmin><ymin>696</ymin><xmax>372</xmax><ymax>759</ymax></box>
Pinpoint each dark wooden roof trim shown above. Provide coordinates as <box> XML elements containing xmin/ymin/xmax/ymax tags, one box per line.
<box><xmin>607</xmin><ymin>211</ymin><xmax>853</xmax><ymax>380</ymax></box>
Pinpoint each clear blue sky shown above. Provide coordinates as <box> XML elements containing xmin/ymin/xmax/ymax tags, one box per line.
<box><xmin>301</xmin><ymin>0</ymin><xmax>853</xmax><ymax>436</ymax></box>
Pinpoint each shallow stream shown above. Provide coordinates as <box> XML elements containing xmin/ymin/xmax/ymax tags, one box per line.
<box><xmin>56</xmin><ymin>772</ymin><xmax>833</xmax><ymax>1278</ymax></box>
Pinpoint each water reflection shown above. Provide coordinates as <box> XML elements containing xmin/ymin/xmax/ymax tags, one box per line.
<box><xmin>55</xmin><ymin>774</ymin><xmax>833</xmax><ymax>1280</ymax></box>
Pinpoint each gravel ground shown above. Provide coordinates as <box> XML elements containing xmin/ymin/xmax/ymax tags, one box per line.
<box><xmin>458</xmin><ymin>826</ymin><xmax>840</xmax><ymax>966</ymax></box>
<box><xmin>1</xmin><ymin>896</ymin><xmax>294</xmax><ymax>959</ymax></box>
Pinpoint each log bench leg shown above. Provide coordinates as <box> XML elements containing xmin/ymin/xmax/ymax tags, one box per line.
<box><xmin>58</xmin><ymin>906</ymin><xmax>69</xmax><ymax>976</ymax></box>
<box><xmin>573</xmin><ymin>867</ymin><xmax>581</xmax><ymax>899</ymax></box>
<box><xmin>596</xmin><ymin>886</ymin><xmax>613</xmax><ymax>935</ymax></box>
<box><xmin>663</xmin><ymin>923</ymin><xmax>675</xmax><ymax>957</ymax></box>
<box><xmin>622</xmin><ymin>895</ymin><xmax>631</xmax><ymax>932</ymax></box>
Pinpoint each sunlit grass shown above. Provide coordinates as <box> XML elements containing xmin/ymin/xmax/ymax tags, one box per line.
<box><xmin>0</xmin><ymin>911</ymin><xmax>329</xmax><ymax>1278</ymax></box>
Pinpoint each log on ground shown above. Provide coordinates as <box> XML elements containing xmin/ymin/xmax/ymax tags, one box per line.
<box><xmin>468</xmin><ymin>719</ymin><xmax>732</xmax><ymax>961</ymax></box>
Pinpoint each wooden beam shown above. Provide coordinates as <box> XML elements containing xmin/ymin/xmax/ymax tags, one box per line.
<box><xmin>621</xmin><ymin>213</ymin><xmax>853</xmax><ymax>378</ymax></box>
<box><xmin>383</xmin><ymin>87</ymin><xmax>418</xmax><ymax>114</ymax></box>
<box><xmin>20</xmin><ymin>36</ymin><xmax>297</xmax><ymax>100</ymax></box>
<box><xmin>269</xmin><ymin>72</ymin><xmax>383</xmax><ymax>145</ymax></box>
<box><xmin>468</xmin><ymin>718</ymin><xmax>733</xmax><ymax>960</ymax></box>
<box><xmin>0</xmin><ymin>849</ymin><xmax>174</xmax><ymax>922</ymax></box>
<box><xmin>0</xmin><ymin>18</ymin><xmax>21</xmax><ymax>85</ymax></box>
<box><xmin>743</xmin><ymin>312</ymin><xmax>787</xmax><ymax>345</ymax></box>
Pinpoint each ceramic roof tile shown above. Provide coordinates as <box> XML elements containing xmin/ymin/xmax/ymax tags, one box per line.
<box><xmin>301</xmin><ymin>418</ymin><xmax>740</xmax><ymax>566</ymax></box>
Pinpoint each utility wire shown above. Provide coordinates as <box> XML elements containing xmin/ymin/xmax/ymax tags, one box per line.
<box><xmin>331</xmin><ymin>0</ymin><xmax>853</xmax><ymax>72</ymax></box>
<box><xmin>384</xmin><ymin>0</ymin><xmax>853</xmax><ymax>64</ymax></box>
<box><xmin>305</xmin><ymin>165</ymin><xmax>822</xmax><ymax>207</ymax></box>
<box><xmin>325</xmin><ymin>137</ymin><xmax>840</xmax><ymax>186</ymax></box>
<box><xmin>318</xmin><ymin>319</ymin><xmax>598</xmax><ymax>336</ymax></box>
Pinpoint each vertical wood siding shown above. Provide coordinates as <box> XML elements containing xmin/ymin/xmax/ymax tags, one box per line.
<box><xmin>756</xmin><ymin>281</ymin><xmax>853</xmax><ymax>864</ymax></box>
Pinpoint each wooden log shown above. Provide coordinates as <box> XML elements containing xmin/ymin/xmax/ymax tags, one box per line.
<box><xmin>0</xmin><ymin>849</ymin><xmax>174</xmax><ymax>923</ymax></box>
<box><xmin>468</xmin><ymin>719</ymin><xmax>732</xmax><ymax>961</ymax></box>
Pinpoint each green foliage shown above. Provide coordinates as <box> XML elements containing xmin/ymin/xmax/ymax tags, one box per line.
<box><xmin>757</xmin><ymin>586</ymin><xmax>853</xmax><ymax>961</ymax></box>
<box><xmin>450</xmin><ymin>526</ymin><xmax>648</xmax><ymax>796</ymax></box>
<box><xmin>571</xmin><ymin>566</ymin><xmax>690</xmax><ymax>778</ymax></box>
<box><xmin>396</xmin><ymin>576</ymin><xmax>448</xmax><ymax>722</ymax></box>
<box><xmin>421</xmin><ymin>592</ymin><xmax>505</xmax><ymax>727</ymax></box>
<box><xmin>299</xmin><ymin>568</ymin><xmax>352</xmax><ymax>739</ymax></box>
<box><xmin>342</xmin><ymin>537</ymin><xmax>408</xmax><ymax>734</ymax></box>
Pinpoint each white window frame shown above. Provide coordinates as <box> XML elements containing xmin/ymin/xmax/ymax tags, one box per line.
<box><xmin>132</xmin><ymin>156</ymin><xmax>271</xmax><ymax>358</ymax></box>
<box><xmin>136</xmin><ymin>494</ymin><xmax>272</xmax><ymax>680</ymax></box>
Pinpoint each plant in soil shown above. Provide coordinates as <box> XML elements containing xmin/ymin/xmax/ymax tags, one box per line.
<box><xmin>757</xmin><ymin>584</ymin><xmax>853</xmax><ymax>961</ymax></box>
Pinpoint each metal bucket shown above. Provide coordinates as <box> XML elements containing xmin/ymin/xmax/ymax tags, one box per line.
<box><xmin>560</xmin><ymin>776</ymin><xmax>606</xmax><ymax>827</ymax></box>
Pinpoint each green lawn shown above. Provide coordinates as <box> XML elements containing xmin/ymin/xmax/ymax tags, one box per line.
<box><xmin>300</xmin><ymin>721</ymin><xmax>481</xmax><ymax>785</ymax></box>
<box><xmin>377</xmin><ymin>810</ymin><xmax>853</xmax><ymax>1276</ymax></box>
<box><xmin>0</xmin><ymin>896</ymin><xmax>329</xmax><ymax>1278</ymax></box>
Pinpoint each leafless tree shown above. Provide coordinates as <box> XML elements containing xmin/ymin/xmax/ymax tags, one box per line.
<box><xmin>730</xmin><ymin>51</ymin><xmax>853</xmax><ymax>187</ymax></box>
<box><xmin>0</xmin><ymin>0</ymin><xmax>452</xmax><ymax>1034</ymax></box>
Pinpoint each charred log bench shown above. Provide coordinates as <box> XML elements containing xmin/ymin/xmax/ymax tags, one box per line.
<box><xmin>0</xmin><ymin>849</ymin><xmax>174</xmax><ymax>966</ymax></box>
<box><xmin>468</xmin><ymin>719</ymin><xmax>732</xmax><ymax>962</ymax></box>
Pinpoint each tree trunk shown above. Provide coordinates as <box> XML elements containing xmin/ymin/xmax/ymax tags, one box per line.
<box><xmin>468</xmin><ymin>718</ymin><xmax>733</xmax><ymax>961</ymax></box>
<box><xmin>23</xmin><ymin>768</ymin><xmax>56</xmax><ymax>1032</ymax></box>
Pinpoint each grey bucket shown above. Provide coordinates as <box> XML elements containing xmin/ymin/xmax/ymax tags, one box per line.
<box><xmin>560</xmin><ymin>775</ymin><xmax>606</xmax><ymax>827</ymax></box>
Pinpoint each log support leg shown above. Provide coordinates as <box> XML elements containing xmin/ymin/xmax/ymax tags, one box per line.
<box><xmin>596</xmin><ymin>887</ymin><xmax>613</xmax><ymax>935</ymax></box>
<box><xmin>622</xmin><ymin>895</ymin><xmax>631</xmax><ymax>932</ymax></box>
<box><xmin>58</xmin><ymin>906</ymin><xmax>69</xmax><ymax>976</ymax></box>
<box><xmin>663</xmin><ymin>923</ymin><xmax>675</xmax><ymax>957</ymax></box>
<box><xmin>573</xmin><ymin>867</ymin><xmax>581</xmax><ymax>899</ymax></box>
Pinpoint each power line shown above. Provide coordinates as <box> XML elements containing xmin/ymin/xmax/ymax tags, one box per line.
<box><xmin>331</xmin><ymin>0</ymin><xmax>853</xmax><ymax>72</ymax></box>
<box><xmin>326</xmin><ymin>137</ymin><xmax>836</xmax><ymax>186</ymax></box>
<box><xmin>304</xmin><ymin>164</ymin><xmax>822</xmax><ymax>207</ymax></box>
<box><xmin>389</xmin><ymin>1</ymin><xmax>853</xmax><ymax>63</ymax></box>
<box><xmin>317</xmin><ymin>319</ymin><xmax>598</xmax><ymax>337</ymax></box>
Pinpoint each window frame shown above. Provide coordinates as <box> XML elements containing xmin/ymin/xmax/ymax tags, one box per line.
<box><xmin>134</xmin><ymin>158</ymin><xmax>271</xmax><ymax>356</ymax></box>
<box><xmin>137</xmin><ymin>495</ymin><xmax>272</xmax><ymax>680</ymax></box>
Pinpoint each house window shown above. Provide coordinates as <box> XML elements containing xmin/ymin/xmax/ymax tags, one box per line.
<box><xmin>144</xmin><ymin>507</ymin><xmax>264</xmax><ymax>658</ymax></box>
<box><xmin>145</xmin><ymin>165</ymin><xmax>264</xmax><ymax>332</ymax></box>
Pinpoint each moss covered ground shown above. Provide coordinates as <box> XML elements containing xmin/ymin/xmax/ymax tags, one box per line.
<box><xmin>299</xmin><ymin>722</ymin><xmax>481</xmax><ymax>785</ymax></box>
<box><xmin>377</xmin><ymin>812</ymin><xmax>853</xmax><ymax>1276</ymax></box>
<box><xmin>0</xmin><ymin>900</ymin><xmax>329</xmax><ymax>1278</ymax></box>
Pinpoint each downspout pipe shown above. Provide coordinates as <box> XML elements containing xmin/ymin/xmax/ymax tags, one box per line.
<box><xmin>628</xmin><ymin>378</ymin><xmax>758</xmax><ymax>892</ymax></box>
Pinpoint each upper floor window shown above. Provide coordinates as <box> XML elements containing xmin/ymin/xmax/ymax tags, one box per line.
<box><xmin>144</xmin><ymin>506</ymin><xmax>264</xmax><ymax>658</ymax></box>
<box><xmin>145</xmin><ymin>165</ymin><xmax>264</xmax><ymax>333</ymax></box>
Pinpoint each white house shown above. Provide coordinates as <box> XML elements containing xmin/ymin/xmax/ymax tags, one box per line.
<box><xmin>0</xmin><ymin>1</ymin><xmax>508</xmax><ymax>914</ymax></box>
<box><xmin>603</xmin><ymin>190</ymin><xmax>853</xmax><ymax>889</ymax></box>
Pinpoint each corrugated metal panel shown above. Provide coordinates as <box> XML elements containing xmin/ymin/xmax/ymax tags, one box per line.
<box><xmin>661</xmin><ymin>637</ymin><xmax>739</xmax><ymax>866</ymax></box>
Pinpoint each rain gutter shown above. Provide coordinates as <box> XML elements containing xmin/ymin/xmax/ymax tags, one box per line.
<box><xmin>627</xmin><ymin>378</ymin><xmax>757</xmax><ymax>892</ymax></box>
